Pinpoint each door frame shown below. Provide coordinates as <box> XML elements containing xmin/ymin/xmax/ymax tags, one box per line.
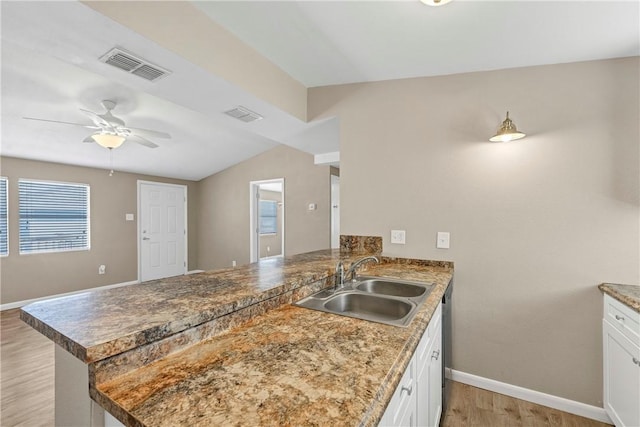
<box><xmin>249</xmin><ymin>178</ymin><xmax>285</xmax><ymax>263</ymax></box>
<box><xmin>330</xmin><ymin>174</ymin><xmax>340</xmax><ymax>249</ymax></box>
<box><xmin>137</xmin><ymin>180</ymin><xmax>188</xmax><ymax>282</ymax></box>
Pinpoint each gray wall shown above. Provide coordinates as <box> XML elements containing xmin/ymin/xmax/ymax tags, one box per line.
<box><xmin>197</xmin><ymin>144</ymin><xmax>331</xmax><ymax>270</ymax></box>
<box><xmin>308</xmin><ymin>57</ymin><xmax>640</xmax><ymax>407</ymax></box>
<box><xmin>1</xmin><ymin>144</ymin><xmax>333</xmax><ymax>303</ymax></box>
<box><xmin>0</xmin><ymin>157</ymin><xmax>200</xmax><ymax>304</ymax></box>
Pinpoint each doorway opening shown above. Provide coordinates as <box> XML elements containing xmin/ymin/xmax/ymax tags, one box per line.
<box><xmin>331</xmin><ymin>174</ymin><xmax>340</xmax><ymax>249</ymax></box>
<box><xmin>250</xmin><ymin>178</ymin><xmax>285</xmax><ymax>263</ymax></box>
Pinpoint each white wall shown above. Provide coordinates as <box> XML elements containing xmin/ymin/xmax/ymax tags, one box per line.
<box><xmin>308</xmin><ymin>57</ymin><xmax>640</xmax><ymax>407</ymax></box>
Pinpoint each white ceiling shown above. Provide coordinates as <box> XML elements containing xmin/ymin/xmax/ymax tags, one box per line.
<box><xmin>195</xmin><ymin>1</ymin><xmax>640</xmax><ymax>87</ymax></box>
<box><xmin>1</xmin><ymin>1</ymin><xmax>638</xmax><ymax>181</ymax></box>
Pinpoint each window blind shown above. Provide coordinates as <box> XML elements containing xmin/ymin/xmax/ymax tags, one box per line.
<box><xmin>19</xmin><ymin>180</ymin><xmax>90</xmax><ymax>254</ymax></box>
<box><xmin>259</xmin><ymin>200</ymin><xmax>277</xmax><ymax>234</ymax></box>
<box><xmin>0</xmin><ymin>178</ymin><xmax>7</xmax><ymax>256</ymax></box>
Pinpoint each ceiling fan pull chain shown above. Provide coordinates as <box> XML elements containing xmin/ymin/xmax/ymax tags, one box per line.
<box><xmin>108</xmin><ymin>148</ymin><xmax>114</xmax><ymax>177</ymax></box>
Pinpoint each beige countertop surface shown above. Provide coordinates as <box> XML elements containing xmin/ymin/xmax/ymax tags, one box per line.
<box><xmin>21</xmin><ymin>247</ymin><xmax>453</xmax><ymax>427</ymax></box>
<box><xmin>599</xmin><ymin>283</ymin><xmax>640</xmax><ymax>313</ymax></box>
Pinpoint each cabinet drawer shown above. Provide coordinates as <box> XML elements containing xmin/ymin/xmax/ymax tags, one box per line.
<box><xmin>605</xmin><ymin>295</ymin><xmax>640</xmax><ymax>346</ymax></box>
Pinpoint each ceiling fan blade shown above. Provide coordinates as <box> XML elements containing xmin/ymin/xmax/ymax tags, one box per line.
<box><xmin>23</xmin><ymin>117</ymin><xmax>100</xmax><ymax>130</ymax></box>
<box><xmin>128</xmin><ymin>135</ymin><xmax>159</xmax><ymax>149</ymax></box>
<box><xmin>79</xmin><ymin>109</ymin><xmax>110</xmax><ymax>128</ymax></box>
<box><xmin>127</xmin><ymin>127</ymin><xmax>171</xmax><ymax>139</ymax></box>
<box><xmin>83</xmin><ymin>135</ymin><xmax>95</xmax><ymax>143</ymax></box>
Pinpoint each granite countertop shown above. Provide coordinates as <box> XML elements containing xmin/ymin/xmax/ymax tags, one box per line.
<box><xmin>91</xmin><ymin>261</ymin><xmax>453</xmax><ymax>427</ymax></box>
<box><xmin>599</xmin><ymin>283</ymin><xmax>640</xmax><ymax>313</ymax></box>
<box><xmin>21</xmin><ymin>240</ymin><xmax>453</xmax><ymax>427</ymax></box>
<box><xmin>20</xmin><ymin>250</ymin><xmax>370</xmax><ymax>363</ymax></box>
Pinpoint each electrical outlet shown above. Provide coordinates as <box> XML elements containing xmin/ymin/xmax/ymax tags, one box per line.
<box><xmin>98</xmin><ymin>265</ymin><xmax>106</xmax><ymax>275</ymax></box>
<box><xmin>232</xmin><ymin>260</ymin><xmax>237</xmax><ymax>267</ymax></box>
<box><xmin>391</xmin><ymin>230</ymin><xmax>406</xmax><ymax>244</ymax></box>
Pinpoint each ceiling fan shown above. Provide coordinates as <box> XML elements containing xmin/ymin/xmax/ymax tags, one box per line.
<box><xmin>23</xmin><ymin>100</ymin><xmax>171</xmax><ymax>149</ymax></box>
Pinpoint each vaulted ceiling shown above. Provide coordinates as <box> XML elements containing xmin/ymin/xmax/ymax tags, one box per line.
<box><xmin>1</xmin><ymin>1</ymin><xmax>637</xmax><ymax>181</ymax></box>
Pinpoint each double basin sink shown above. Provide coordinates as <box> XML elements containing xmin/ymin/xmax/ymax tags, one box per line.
<box><xmin>294</xmin><ymin>276</ymin><xmax>433</xmax><ymax>327</ymax></box>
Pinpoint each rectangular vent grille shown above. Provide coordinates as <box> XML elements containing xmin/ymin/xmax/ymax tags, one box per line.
<box><xmin>223</xmin><ymin>106</ymin><xmax>263</xmax><ymax>123</ymax></box>
<box><xmin>100</xmin><ymin>48</ymin><xmax>170</xmax><ymax>82</ymax></box>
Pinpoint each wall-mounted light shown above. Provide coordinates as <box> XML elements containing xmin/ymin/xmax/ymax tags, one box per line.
<box><xmin>489</xmin><ymin>111</ymin><xmax>526</xmax><ymax>142</ymax></box>
<box><xmin>420</xmin><ymin>0</ymin><xmax>453</xmax><ymax>6</ymax></box>
<box><xmin>92</xmin><ymin>133</ymin><xmax>125</xmax><ymax>149</ymax></box>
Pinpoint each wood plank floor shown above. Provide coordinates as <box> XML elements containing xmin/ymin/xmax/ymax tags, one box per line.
<box><xmin>1</xmin><ymin>308</ymin><xmax>54</xmax><ymax>426</ymax></box>
<box><xmin>441</xmin><ymin>381</ymin><xmax>611</xmax><ymax>427</ymax></box>
<box><xmin>0</xmin><ymin>308</ymin><xmax>612</xmax><ymax>427</ymax></box>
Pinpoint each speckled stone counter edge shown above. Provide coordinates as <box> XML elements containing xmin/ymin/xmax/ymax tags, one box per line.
<box><xmin>90</xmin><ymin>263</ymin><xmax>453</xmax><ymax>427</ymax></box>
<box><xmin>599</xmin><ymin>283</ymin><xmax>640</xmax><ymax>313</ymax></box>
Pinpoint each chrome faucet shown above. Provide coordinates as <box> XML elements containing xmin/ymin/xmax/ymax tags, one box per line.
<box><xmin>345</xmin><ymin>256</ymin><xmax>379</xmax><ymax>283</ymax></box>
<box><xmin>334</xmin><ymin>260</ymin><xmax>345</xmax><ymax>290</ymax></box>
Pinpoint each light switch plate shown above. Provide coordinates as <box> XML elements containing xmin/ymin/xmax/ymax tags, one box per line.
<box><xmin>437</xmin><ymin>232</ymin><xmax>450</xmax><ymax>249</ymax></box>
<box><xmin>125</xmin><ymin>213</ymin><xmax>134</xmax><ymax>221</ymax></box>
<box><xmin>391</xmin><ymin>230</ymin><xmax>406</xmax><ymax>244</ymax></box>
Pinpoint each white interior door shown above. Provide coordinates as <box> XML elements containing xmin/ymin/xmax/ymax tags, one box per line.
<box><xmin>331</xmin><ymin>174</ymin><xmax>340</xmax><ymax>249</ymax></box>
<box><xmin>139</xmin><ymin>181</ymin><xmax>186</xmax><ymax>282</ymax></box>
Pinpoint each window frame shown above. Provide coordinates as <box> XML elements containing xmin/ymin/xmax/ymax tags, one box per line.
<box><xmin>18</xmin><ymin>178</ymin><xmax>91</xmax><ymax>255</ymax></box>
<box><xmin>0</xmin><ymin>177</ymin><xmax>8</xmax><ymax>257</ymax></box>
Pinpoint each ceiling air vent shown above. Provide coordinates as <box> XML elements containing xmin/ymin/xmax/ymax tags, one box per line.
<box><xmin>99</xmin><ymin>48</ymin><xmax>171</xmax><ymax>82</ymax></box>
<box><xmin>223</xmin><ymin>106</ymin><xmax>263</xmax><ymax>123</ymax></box>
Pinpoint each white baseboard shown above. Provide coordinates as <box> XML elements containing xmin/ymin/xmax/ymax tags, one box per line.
<box><xmin>449</xmin><ymin>369</ymin><xmax>612</xmax><ymax>424</ymax></box>
<box><xmin>0</xmin><ymin>280</ymin><xmax>140</xmax><ymax>311</ymax></box>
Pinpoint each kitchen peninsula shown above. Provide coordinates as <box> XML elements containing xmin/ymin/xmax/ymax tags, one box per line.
<box><xmin>21</xmin><ymin>237</ymin><xmax>453</xmax><ymax>426</ymax></box>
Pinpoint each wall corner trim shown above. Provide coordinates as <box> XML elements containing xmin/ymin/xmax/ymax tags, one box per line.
<box><xmin>0</xmin><ymin>280</ymin><xmax>140</xmax><ymax>311</ymax></box>
<box><xmin>448</xmin><ymin>369</ymin><xmax>612</xmax><ymax>424</ymax></box>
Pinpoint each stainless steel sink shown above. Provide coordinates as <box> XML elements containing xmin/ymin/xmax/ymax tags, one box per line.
<box><xmin>355</xmin><ymin>277</ymin><xmax>428</xmax><ymax>298</ymax></box>
<box><xmin>294</xmin><ymin>276</ymin><xmax>433</xmax><ymax>327</ymax></box>
<box><xmin>324</xmin><ymin>292</ymin><xmax>413</xmax><ymax>322</ymax></box>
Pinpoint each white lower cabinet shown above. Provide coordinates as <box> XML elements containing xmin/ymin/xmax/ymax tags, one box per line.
<box><xmin>603</xmin><ymin>295</ymin><xmax>640</xmax><ymax>427</ymax></box>
<box><xmin>380</xmin><ymin>303</ymin><xmax>442</xmax><ymax>427</ymax></box>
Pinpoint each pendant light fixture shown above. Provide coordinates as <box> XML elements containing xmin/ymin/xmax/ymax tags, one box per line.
<box><xmin>91</xmin><ymin>133</ymin><xmax>125</xmax><ymax>149</ymax></box>
<box><xmin>489</xmin><ymin>111</ymin><xmax>526</xmax><ymax>142</ymax></box>
<box><xmin>420</xmin><ymin>0</ymin><xmax>453</xmax><ymax>6</ymax></box>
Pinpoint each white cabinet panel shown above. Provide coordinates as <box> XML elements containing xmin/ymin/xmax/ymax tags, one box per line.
<box><xmin>603</xmin><ymin>295</ymin><xmax>640</xmax><ymax>427</ymax></box>
<box><xmin>381</xmin><ymin>303</ymin><xmax>442</xmax><ymax>427</ymax></box>
<box><xmin>603</xmin><ymin>319</ymin><xmax>640</xmax><ymax>427</ymax></box>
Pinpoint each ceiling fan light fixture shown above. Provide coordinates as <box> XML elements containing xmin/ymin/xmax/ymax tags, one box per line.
<box><xmin>489</xmin><ymin>111</ymin><xmax>526</xmax><ymax>142</ymax></box>
<box><xmin>420</xmin><ymin>0</ymin><xmax>453</xmax><ymax>6</ymax></box>
<box><xmin>92</xmin><ymin>133</ymin><xmax>125</xmax><ymax>149</ymax></box>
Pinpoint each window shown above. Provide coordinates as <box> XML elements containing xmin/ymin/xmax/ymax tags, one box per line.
<box><xmin>259</xmin><ymin>200</ymin><xmax>278</xmax><ymax>234</ymax></box>
<box><xmin>19</xmin><ymin>179</ymin><xmax>90</xmax><ymax>254</ymax></box>
<box><xmin>0</xmin><ymin>178</ymin><xmax>7</xmax><ymax>256</ymax></box>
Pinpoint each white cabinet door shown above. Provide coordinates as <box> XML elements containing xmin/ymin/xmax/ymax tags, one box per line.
<box><xmin>416</xmin><ymin>359</ymin><xmax>429</xmax><ymax>426</ymax></box>
<box><xmin>415</xmin><ymin>304</ymin><xmax>442</xmax><ymax>427</ymax></box>
<box><xmin>427</xmin><ymin>321</ymin><xmax>443</xmax><ymax>427</ymax></box>
<box><xmin>380</xmin><ymin>303</ymin><xmax>442</xmax><ymax>427</ymax></box>
<box><xmin>603</xmin><ymin>319</ymin><xmax>640</xmax><ymax>427</ymax></box>
<box><xmin>380</xmin><ymin>356</ymin><xmax>416</xmax><ymax>427</ymax></box>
